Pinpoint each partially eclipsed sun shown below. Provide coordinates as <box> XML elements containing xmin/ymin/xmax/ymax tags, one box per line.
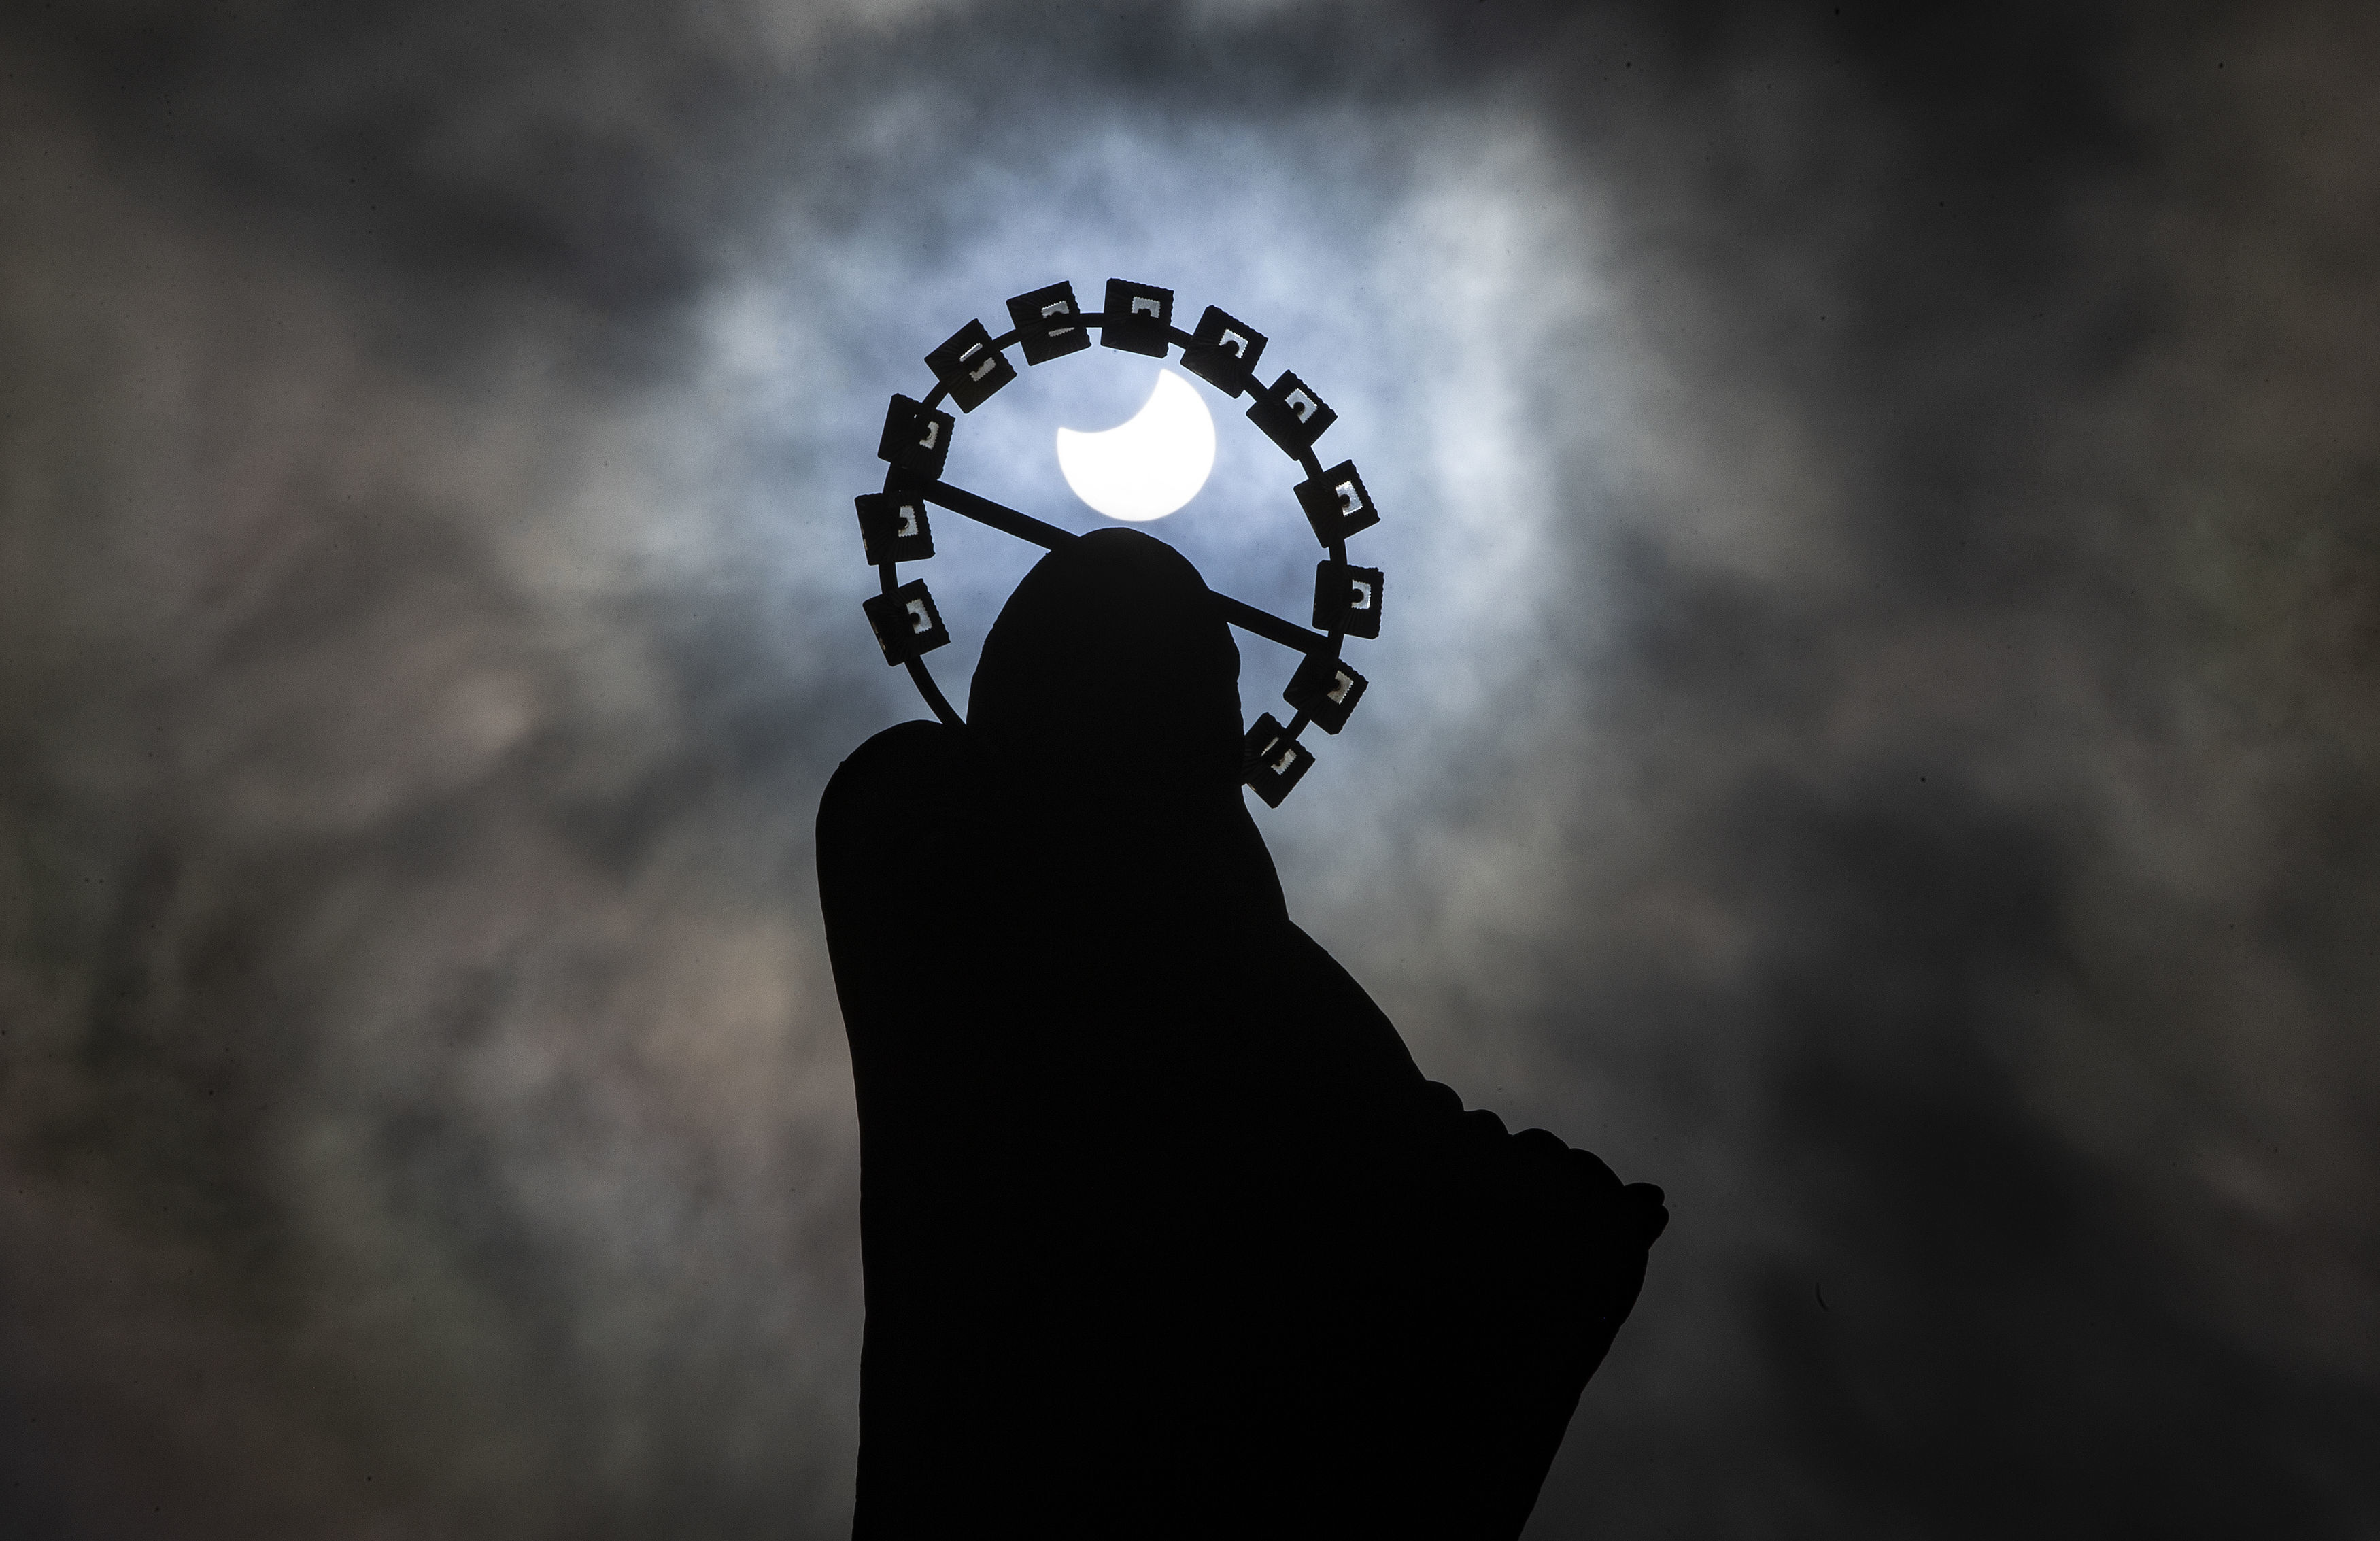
<box><xmin>1056</xmin><ymin>367</ymin><xmax>1217</xmax><ymax>522</ymax></box>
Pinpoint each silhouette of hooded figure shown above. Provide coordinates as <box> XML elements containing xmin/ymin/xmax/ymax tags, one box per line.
<box><xmin>819</xmin><ymin>528</ymin><xmax>1665</xmax><ymax>1538</ymax></box>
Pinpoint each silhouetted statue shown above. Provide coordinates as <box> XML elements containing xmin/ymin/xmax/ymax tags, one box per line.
<box><xmin>819</xmin><ymin>528</ymin><xmax>1666</xmax><ymax>1538</ymax></box>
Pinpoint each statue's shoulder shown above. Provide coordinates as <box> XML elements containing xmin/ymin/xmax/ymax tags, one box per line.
<box><xmin>819</xmin><ymin>722</ymin><xmax>968</xmax><ymax>843</ymax></box>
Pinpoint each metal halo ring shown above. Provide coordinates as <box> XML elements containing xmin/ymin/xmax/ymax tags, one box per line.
<box><xmin>855</xmin><ymin>280</ymin><xmax>1383</xmax><ymax>807</ymax></box>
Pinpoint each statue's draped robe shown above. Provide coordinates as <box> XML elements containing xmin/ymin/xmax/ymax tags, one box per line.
<box><xmin>818</xmin><ymin>530</ymin><xmax>1665</xmax><ymax>1538</ymax></box>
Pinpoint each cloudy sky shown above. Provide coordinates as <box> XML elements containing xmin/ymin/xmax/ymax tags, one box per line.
<box><xmin>3</xmin><ymin>1</ymin><xmax>2377</xmax><ymax>1535</ymax></box>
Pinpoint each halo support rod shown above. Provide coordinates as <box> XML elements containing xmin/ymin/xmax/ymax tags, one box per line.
<box><xmin>917</xmin><ymin>481</ymin><xmax>1079</xmax><ymax>550</ymax></box>
<box><xmin>1211</xmin><ymin>593</ymin><xmax>1336</xmax><ymax>657</ymax></box>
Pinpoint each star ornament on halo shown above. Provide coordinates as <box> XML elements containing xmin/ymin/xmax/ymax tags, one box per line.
<box><xmin>851</xmin><ymin>280</ymin><xmax>1388</xmax><ymax>808</ymax></box>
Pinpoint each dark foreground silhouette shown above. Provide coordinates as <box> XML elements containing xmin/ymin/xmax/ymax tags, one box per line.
<box><xmin>818</xmin><ymin>528</ymin><xmax>1667</xmax><ymax>1538</ymax></box>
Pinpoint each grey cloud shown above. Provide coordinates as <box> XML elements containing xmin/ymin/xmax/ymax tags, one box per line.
<box><xmin>3</xmin><ymin>1</ymin><xmax>2377</xmax><ymax>1537</ymax></box>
